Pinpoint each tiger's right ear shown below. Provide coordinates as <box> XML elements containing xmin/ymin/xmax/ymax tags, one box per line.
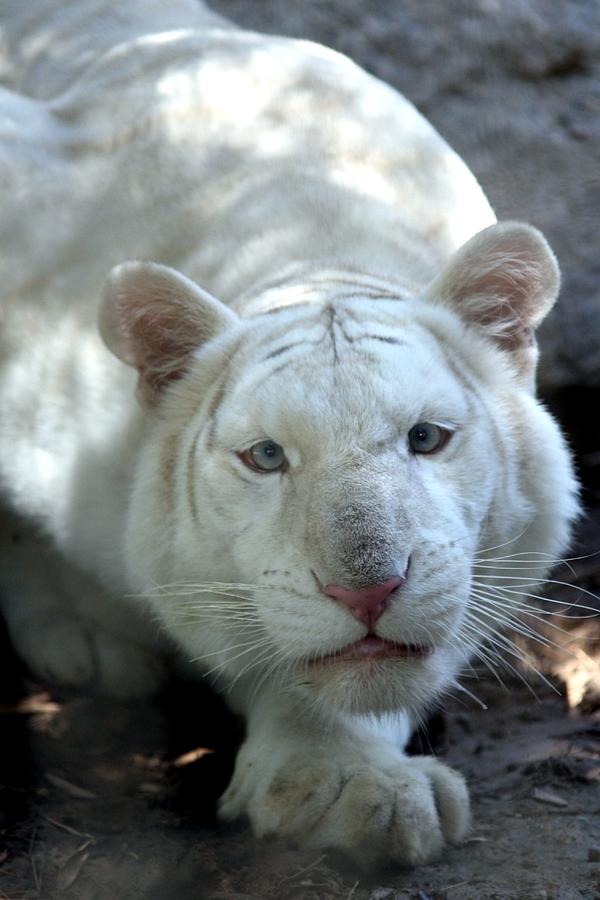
<box><xmin>100</xmin><ymin>261</ymin><xmax>238</xmax><ymax>405</ymax></box>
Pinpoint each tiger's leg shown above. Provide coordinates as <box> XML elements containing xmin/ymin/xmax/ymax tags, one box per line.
<box><xmin>219</xmin><ymin>681</ymin><xmax>470</xmax><ymax>865</ymax></box>
<box><xmin>0</xmin><ymin>516</ymin><xmax>167</xmax><ymax>697</ymax></box>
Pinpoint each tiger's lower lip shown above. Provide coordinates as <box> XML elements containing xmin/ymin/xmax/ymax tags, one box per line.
<box><xmin>310</xmin><ymin>636</ymin><xmax>434</xmax><ymax>664</ymax></box>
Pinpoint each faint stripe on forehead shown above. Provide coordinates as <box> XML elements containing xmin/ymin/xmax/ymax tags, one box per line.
<box><xmin>257</xmin><ymin>301</ymin><xmax>410</xmax><ymax>375</ymax></box>
<box><xmin>257</xmin><ymin>319</ymin><xmax>324</xmax><ymax>366</ymax></box>
<box><xmin>266</xmin><ymin>354</ymin><xmax>316</xmax><ymax>378</ymax></box>
<box><xmin>260</xmin><ymin>329</ymin><xmax>407</xmax><ymax>376</ymax></box>
<box><xmin>262</xmin><ymin>340</ymin><xmax>311</xmax><ymax>361</ymax></box>
<box><xmin>343</xmin><ymin>332</ymin><xmax>408</xmax><ymax>346</ymax></box>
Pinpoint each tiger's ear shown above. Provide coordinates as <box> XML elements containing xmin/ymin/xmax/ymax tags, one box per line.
<box><xmin>100</xmin><ymin>261</ymin><xmax>238</xmax><ymax>405</ymax></box>
<box><xmin>423</xmin><ymin>222</ymin><xmax>559</xmax><ymax>385</ymax></box>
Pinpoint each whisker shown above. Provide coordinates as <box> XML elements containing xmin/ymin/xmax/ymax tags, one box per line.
<box><xmin>461</xmin><ymin>626</ymin><xmax>546</xmax><ymax>701</ymax></box>
<box><xmin>456</xmin><ymin>632</ymin><xmax>513</xmax><ymax>691</ymax></box>
<box><xmin>192</xmin><ymin>637</ymin><xmax>273</xmax><ymax>674</ymax></box>
<box><xmin>228</xmin><ymin>645</ymin><xmax>280</xmax><ymax>694</ymax></box>
<box><xmin>461</xmin><ymin>616</ymin><xmax>560</xmax><ymax>697</ymax></box>
<box><xmin>249</xmin><ymin>650</ymin><xmax>290</xmax><ymax>703</ymax></box>
<box><xmin>451</xmin><ymin>682</ymin><xmax>489</xmax><ymax>710</ymax></box>
<box><xmin>474</xmin><ymin>527</ymin><xmax>533</xmax><ymax>557</ymax></box>
<box><xmin>475</xmin><ymin>549</ymin><xmax>600</xmax><ymax>565</ymax></box>
<box><xmin>168</xmin><ymin>611</ymin><xmax>261</xmax><ymax>624</ymax></box>
<box><xmin>467</xmin><ymin>598</ymin><xmax>575</xmax><ymax>655</ymax></box>
<box><xmin>143</xmin><ymin>591</ymin><xmax>256</xmax><ymax>602</ymax></box>
<box><xmin>470</xmin><ymin>589</ymin><xmax>598</xmax><ymax>632</ymax></box>
<box><xmin>189</xmin><ymin>634</ymin><xmax>270</xmax><ymax>662</ymax></box>
<box><xmin>473</xmin><ymin>562</ymin><xmax>565</xmax><ymax>572</ymax></box>
<box><xmin>472</xmin><ymin>581</ymin><xmax>600</xmax><ymax>612</ymax></box>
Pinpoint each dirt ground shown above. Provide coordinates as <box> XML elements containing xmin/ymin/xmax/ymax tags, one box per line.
<box><xmin>1</xmin><ymin>390</ymin><xmax>599</xmax><ymax>900</ymax></box>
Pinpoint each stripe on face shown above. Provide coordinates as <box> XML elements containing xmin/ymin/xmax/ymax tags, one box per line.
<box><xmin>188</xmin><ymin>358</ymin><xmax>237</xmax><ymax>522</ymax></box>
<box><xmin>254</xmin><ymin>302</ymin><xmax>411</xmax><ymax>378</ymax></box>
<box><xmin>262</xmin><ymin>340</ymin><xmax>313</xmax><ymax>361</ymax></box>
<box><xmin>187</xmin><ymin>429</ymin><xmax>202</xmax><ymax>524</ymax></box>
<box><xmin>338</xmin><ymin>331</ymin><xmax>408</xmax><ymax>347</ymax></box>
<box><xmin>422</xmin><ymin>328</ymin><xmax>512</xmax><ymax>483</ymax></box>
<box><xmin>160</xmin><ymin>431</ymin><xmax>181</xmax><ymax>513</ymax></box>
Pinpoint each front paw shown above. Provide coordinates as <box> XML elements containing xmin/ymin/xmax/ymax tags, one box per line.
<box><xmin>219</xmin><ymin>744</ymin><xmax>469</xmax><ymax>866</ymax></box>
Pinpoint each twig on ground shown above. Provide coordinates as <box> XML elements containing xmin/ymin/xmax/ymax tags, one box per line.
<box><xmin>278</xmin><ymin>854</ymin><xmax>327</xmax><ymax>883</ymax></box>
<box><xmin>39</xmin><ymin>812</ymin><xmax>95</xmax><ymax>842</ymax></box>
<box><xmin>45</xmin><ymin>772</ymin><xmax>98</xmax><ymax>800</ymax></box>
<box><xmin>346</xmin><ymin>880</ymin><xmax>359</xmax><ymax>899</ymax></box>
<box><xmin>28</xmin><ymin>825</ymin><xmax>42</xmax><ymax>894</ymax></box>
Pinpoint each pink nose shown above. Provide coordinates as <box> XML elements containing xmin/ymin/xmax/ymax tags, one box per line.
<box><xmin>322</xmin><ymin>576</ymin><xmax>405</xmax><ymax>629</ymax></box>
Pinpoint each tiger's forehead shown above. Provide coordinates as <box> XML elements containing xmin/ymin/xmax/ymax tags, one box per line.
<box><xmin>213</xmin><ymin>297</ymin><xmax>476</xmax><ymax>447</ymax></box>
<box><xmin>244</xmin><ymin>297</ymin><xmax>418</xmax><ymax>369</ymax></box>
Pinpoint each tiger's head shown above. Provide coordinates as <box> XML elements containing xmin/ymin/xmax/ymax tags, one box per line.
<box><xmin>100</xmin><ymin>222</ymin><xmax>579</xmax><ymax>718</ymax></box>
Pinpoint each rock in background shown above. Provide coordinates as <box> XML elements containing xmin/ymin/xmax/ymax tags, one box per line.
<box><xmin>210</xmin><ymin>0</ymin><xmax>600</xmax><ymax>390</ymax></box>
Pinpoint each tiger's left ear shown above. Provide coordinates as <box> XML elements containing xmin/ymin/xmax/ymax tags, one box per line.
<box><xmin>100</xmin><ymin>261</ymin><xmax>238</xmax><ymax>406</ymax></box>
<box><xmin>423</xmin><ymin>222</ymin><xmax>559</xmax><ymax>385</ymax></box>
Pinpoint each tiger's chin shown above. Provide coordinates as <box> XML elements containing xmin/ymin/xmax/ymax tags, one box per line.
<box><xmin>289</xmin><ymin>641</ymin><xmax>455</xmax><ymax>717</ymax></box>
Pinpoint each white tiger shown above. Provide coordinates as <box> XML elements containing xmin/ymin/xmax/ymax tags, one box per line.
<box><xmin>0</xmin><ymin>0</ymin><xmax>579</xmax><ymax>866</ymax></box>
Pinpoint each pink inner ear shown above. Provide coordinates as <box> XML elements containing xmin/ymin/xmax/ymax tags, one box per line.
<box><xmin>428</xmin><ymin>223</ymin><xmax>560</xmax><ymax>349</ymax></box>
<box><xmin>453</xmin><ymin>255</ymin><xmax>556</xmax><ymax>347</ymax></box>
<box><xmin>138</xmin><ymin>358</ymin><xmax>188</xmax><ymax>393</ymax></box>
<box><xmin>468</xmin><ymin>266</ymin><xmax>528</xmax><ymax>327</ymax></box>
<box><xmin>128</xmin><ymin>306</ymin><xmax>197</xmax><ymax>383</ymax></box>
<box><xmin>102</xmin><ymin>260</ymin><xmax>238</xmax><ymax>404</ymax></box>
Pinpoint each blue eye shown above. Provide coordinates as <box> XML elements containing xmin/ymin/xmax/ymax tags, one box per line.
<box><xmin>241</xmin><ymin>439</ymin><xmax>287</xmax><ymax>472</ymax></box>
<box><xmin>408</xmin><ymin>422</ymin><xmax>451</xmax><ymax>454</ymax></box>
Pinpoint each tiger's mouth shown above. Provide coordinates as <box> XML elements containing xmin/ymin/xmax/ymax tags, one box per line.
<box><xmin>310</xmin><ymin>635</ymin><xmax>434</xmax><ymax>665</ymax></box>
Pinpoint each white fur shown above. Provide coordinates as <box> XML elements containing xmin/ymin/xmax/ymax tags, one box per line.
<box><xmin>0</xmin><ymin>0</ymin><xmax>579</xmax><ymax>865</ymax></box>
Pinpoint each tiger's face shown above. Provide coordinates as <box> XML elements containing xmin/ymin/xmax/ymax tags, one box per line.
<box><xmin>101</xmin><ymin>224</ymin><xmax>579</xmax><ymax>718</ymax></box>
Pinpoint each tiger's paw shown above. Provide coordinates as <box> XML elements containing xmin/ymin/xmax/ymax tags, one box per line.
<box><xmin>219</xmin><ymin>739</ymin><xmax>470</xmax><ymax>866</ymax></box>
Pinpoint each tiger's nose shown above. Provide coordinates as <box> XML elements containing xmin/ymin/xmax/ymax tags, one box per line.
<box><xmin>322</xmin><ymin>576</ymin><xmax>405</xmax><ymax>629</ymax></box>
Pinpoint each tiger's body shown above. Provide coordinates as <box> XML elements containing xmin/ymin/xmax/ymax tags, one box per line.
<box><xmin>0</xmin><ymin>0</ymin><xmax>578</xmax><ymax>865</ymax></box>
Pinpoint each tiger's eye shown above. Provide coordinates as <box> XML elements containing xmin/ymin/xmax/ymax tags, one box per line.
<box><xmin>408</xmin><ymin>423</ymin><xmax>450</xmax><ymax>454</ymax></box>
<box><xmin>241</xmin><ymin>439</ymin><xmax>287</xmax><ymax>472</ymax></box>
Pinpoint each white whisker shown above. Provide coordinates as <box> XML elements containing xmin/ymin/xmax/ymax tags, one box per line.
<box><xmin>472</xmin><ymin>581</ymin><xmax>600</xmax><ymax>611</ymax></box>
<box><xmin>468</xmin><ymin>598</ymin><xmax>574</xmax><ymax>655</ymax></box>
<box><xmin>192</xmin><ymin>636</ymin><xmax>273</xmax><ymax>674</ymax></box>
<box><xmin>452</xmin><ymin>682</ymin><xmax>489</xmax><ymax>710</ymax></box>
<box><xmin>461</xmin><ymin>615</ymin><xmax>560</xmax><ymax>697</ymax></box>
